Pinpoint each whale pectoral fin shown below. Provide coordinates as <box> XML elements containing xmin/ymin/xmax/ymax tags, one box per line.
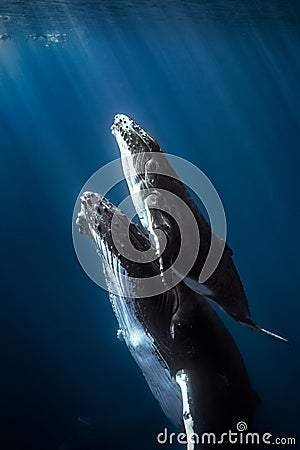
<box><xmin>181</xmin><ymin>276</ymin><xmax>290</xmax><ymax>345</ymax></box>
<box><xmin>180</xmin><ymin>275</ymin><xmax>215</xmax><ymax>298</ymax></box>
<box><xmin>241</xmin><ymin>318</ymin><xmax>290</xmax><ymax>345</ymax></box>
<box><xmin>182</xmin><ymin>277</ymin><xmax>290</xmax><ymax>344</ymax></box>
<box><xmin>175</xmin><ymin>369</ymin><xmax>197</xmax><ymax>450</ymax></box>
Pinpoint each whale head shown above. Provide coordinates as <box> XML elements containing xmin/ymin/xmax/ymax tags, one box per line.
<box><xmin>111</xmin><ymin>114</ymin><xmax>199</xmax><ymax>281</ymax></box>
<box><xmin>76</xmin><ymin>191</ymin><xmax>159</xmax><ymax>297</ymax></box>
<box><xmin>111</xmin><ymin>114</ymin><xmax>161</xmax><ymax>156</ymax></box>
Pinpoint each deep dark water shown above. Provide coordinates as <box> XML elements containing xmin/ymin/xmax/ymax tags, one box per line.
<box><xmin>0</xmin><ymin>1</ymin><xmax>300</xmax><ymax>449</ymax></box>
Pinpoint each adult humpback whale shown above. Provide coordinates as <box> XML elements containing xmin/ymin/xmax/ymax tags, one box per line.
<box><xmin>76</xmin><ymin>192</ymin><xmax>259</xmax><ymax>447</ymax></box>
<box><xmin>111</xmin><ymin>113</ymin><xmax>288</xmax><ymax>344</ymax></box>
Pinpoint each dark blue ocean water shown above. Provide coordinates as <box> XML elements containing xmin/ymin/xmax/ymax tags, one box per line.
<box><xmin>1</xmin><ymin>1</ymin><xmax>300</xmax><ymax>449</ymax></box>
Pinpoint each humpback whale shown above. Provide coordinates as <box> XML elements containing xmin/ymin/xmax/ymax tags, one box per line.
<box><xmin>76</xmin><ymin>192</ymin><xmax>259</xmax><ymax>446</ymax></box>
<box><xmin>111</xmin><ymin>114</ymin><xmax>288</xmax><ymax>344</ymax></box>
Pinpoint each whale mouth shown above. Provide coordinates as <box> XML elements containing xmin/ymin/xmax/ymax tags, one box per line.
<box><xmin>111</xmin><ymin>114</ymin><xmax>160</xmax><ymax>155</ymax></box>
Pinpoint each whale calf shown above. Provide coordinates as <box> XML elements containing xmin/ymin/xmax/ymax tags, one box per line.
<box><xmin>111</xmin><ymin>113</ymin><xmax>288</xmax><ymax>344</ymax></box>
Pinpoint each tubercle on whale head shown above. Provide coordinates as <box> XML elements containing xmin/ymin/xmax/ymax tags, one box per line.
<box><xmin>111</xmin><ymin>114</ymin><xmax>161</xmax><ymax>155</ymax></box>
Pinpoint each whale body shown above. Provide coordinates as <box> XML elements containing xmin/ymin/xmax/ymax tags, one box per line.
<box><xmin>111</xmin><ymin>113</ymin><xmax>288</xmax><ymax>344</ymax></box>
<box><xmin>77</xmin><ymin>192</ymin><xmax>259</xmax><ymax>445</ymax></box>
